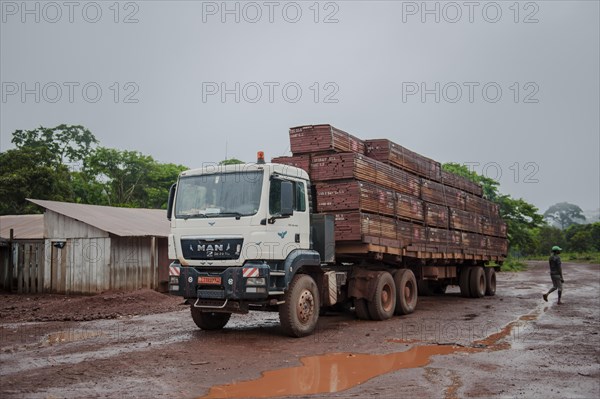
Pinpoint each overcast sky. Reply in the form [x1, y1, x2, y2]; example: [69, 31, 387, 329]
[1, 0, 599, 213]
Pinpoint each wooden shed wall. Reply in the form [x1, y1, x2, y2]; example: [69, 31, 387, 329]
[110, 236, 158, 291]
[43, 237, 111, 294]
[43, 210, 164, 294]
[45, 210, 108, 239]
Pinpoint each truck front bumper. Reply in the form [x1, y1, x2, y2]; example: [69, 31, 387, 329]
[168, 261, 272, 301]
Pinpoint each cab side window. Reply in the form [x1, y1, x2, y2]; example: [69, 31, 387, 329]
[269, 179, 306, 214]
[269, 179, 282, 215]
[295, 181, 306, 212]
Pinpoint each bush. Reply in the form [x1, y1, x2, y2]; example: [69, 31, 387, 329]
[495, 257, 527, 272]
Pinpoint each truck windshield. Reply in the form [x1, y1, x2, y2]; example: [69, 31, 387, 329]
[175, 171, 263, 218]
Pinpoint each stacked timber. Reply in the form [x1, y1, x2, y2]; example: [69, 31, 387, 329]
[272, 124, 508, 259]
[365, 139, 442, 182]
[310, 153, 421, 198]
[441, 170, 483, 196]
[271, 154, 310, 174]
[290, 124, 365, 154]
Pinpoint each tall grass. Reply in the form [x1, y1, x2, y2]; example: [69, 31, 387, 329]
[487, 257, 527, 272]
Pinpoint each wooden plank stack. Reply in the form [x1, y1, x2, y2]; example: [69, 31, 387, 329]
[441, 170, 483, 196]
[310, 153, 421, 198]
[365, 139, 442, 182]
[272, 124, 508, 259]
[290, 125, 365, 154]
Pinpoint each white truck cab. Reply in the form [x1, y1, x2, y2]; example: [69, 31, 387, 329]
[167, 153, 330, 337]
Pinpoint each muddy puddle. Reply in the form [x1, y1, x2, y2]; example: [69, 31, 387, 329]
[201, 308, 546, 398]
[46, 329, 104, 345]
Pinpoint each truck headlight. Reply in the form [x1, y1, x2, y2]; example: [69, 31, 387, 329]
[246, 277, 266, 286]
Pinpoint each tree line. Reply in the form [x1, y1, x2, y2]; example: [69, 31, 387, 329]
[0, 125, 187, 214]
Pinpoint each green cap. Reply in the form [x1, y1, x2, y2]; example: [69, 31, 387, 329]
[552, 246, 562, 252]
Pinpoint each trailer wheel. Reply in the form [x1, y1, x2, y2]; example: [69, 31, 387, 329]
[394, 269, 417, 315]
[367, 272, 396, 321]
[279, 274, 320, 337]
[459, 267, 472, 297]
[354, 298, 371, 320]
[469, 266, 486, 298]
[485, 267, 497, 296]
[190, 307, 231, 330]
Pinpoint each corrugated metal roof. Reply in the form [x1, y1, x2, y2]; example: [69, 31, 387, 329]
[27, 199, 170, 237]
[0, 214, 44, 240]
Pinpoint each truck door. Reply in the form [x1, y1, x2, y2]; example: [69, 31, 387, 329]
[268, 177, 310, 260]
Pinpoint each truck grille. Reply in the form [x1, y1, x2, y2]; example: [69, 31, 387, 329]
[181, 238, 243, 260]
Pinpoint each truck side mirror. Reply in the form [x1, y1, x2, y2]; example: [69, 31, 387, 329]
[280, 181, 294, 216]
[167, 183, 176, 220]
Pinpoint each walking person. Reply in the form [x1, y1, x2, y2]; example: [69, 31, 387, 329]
[543, 246, 564, 304]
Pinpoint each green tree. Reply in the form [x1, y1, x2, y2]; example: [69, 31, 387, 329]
[144, 162, 188, 208]
[497, 195, 544, 254]
[543, 202, 586, 230]
[533, 225, 566, 255]
[81, 147, 186, 208]
[0, 147, 72, 214]
[564, 222, 600, 252]
[219, 158, 244, 165]
[11, 124, 98, 166]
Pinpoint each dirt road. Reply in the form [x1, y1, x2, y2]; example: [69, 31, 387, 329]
[1, 261, 599, 398]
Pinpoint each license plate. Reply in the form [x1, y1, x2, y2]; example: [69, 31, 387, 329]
[198, 276, 221, 285]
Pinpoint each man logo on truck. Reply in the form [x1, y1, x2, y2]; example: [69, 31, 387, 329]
[197, 244, 224, 252]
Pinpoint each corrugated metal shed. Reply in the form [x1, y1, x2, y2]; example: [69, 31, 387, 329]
[27, 199, 169, 237]
[0, 214, 44, 240]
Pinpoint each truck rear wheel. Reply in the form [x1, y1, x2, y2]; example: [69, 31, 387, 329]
[459, 267, 471, 297]
[354, 298, 371, 320]
[279, 274, 320, 337]
[485, 267, 497, 296]
[367, 272, 396, 321]
[190, 307, 231, 330]
[394, 269, 417, 315]
[469, 266, 486, 298]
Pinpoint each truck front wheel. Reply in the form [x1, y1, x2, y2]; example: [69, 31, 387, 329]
[279, 274, 320, 337]
[394, 269, 417, 315]
[368, 272, 396, 320]
[190, 307, 231, 330]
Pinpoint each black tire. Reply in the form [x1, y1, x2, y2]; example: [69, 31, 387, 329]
[354, 298, 371, 320]
[190, 307, 231, 330]
[469, 266, 486, 298]
[459, 267, 472, 298]
[394, 269, 418, 315]
[485, 267, 497, 296]
[417, 280, 434, 296]
[279, 274, 320, 337]
[367, 272, 396, 321]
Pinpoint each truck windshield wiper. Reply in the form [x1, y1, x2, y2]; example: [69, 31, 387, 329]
[180, 213, 208, 220]
[215, 212, 244, 219]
